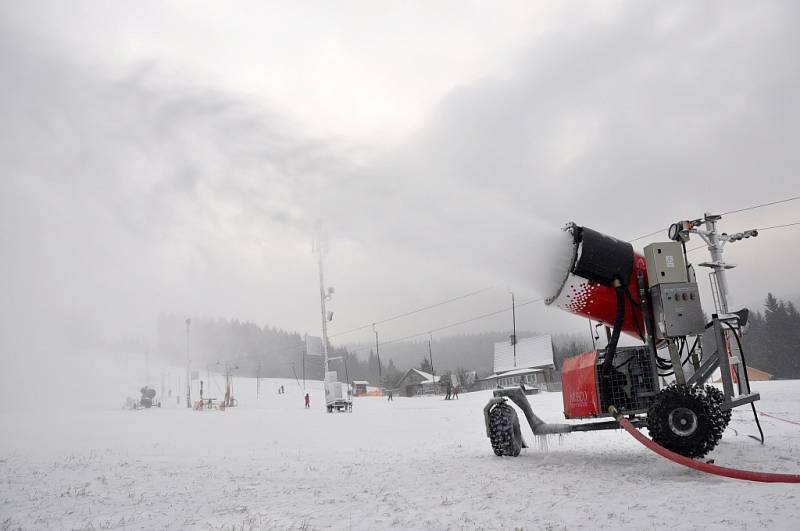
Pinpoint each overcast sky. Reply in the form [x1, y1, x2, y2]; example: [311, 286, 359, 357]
[1, 0, 798, 360]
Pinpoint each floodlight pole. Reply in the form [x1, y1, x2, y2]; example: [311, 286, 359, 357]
[373, 323, 382, 388]
[698, 214, 731, 313]
[185, 317, 191, 408]
[428, 332, 435, 395]
[509, 291, 517, 367]
[684, 213, 757, 314]
[314, 228, 330, 386]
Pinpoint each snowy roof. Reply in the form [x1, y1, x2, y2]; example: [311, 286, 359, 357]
[481, 367, 544, 380]
[352, 381, 369, 385]
[494, 334, 554, 373]
[397, 368, 441, 385]
[497, 367, 544, 377]
[413, 369, 441, 384]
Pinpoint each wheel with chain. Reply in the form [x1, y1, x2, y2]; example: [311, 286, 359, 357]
[705, 385, 732, 433]
[647, 384, 726, 458]
[488, 402, 522, 457]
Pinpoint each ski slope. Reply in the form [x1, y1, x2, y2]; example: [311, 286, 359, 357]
[1, 376, 799, 530]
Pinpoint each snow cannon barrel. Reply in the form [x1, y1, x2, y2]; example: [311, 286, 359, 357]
[545, 223, 647, 338]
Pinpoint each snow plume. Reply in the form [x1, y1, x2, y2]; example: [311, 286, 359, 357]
[0, 28, 349, 409]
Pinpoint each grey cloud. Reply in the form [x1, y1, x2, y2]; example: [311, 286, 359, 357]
[1, 1, 798, 370]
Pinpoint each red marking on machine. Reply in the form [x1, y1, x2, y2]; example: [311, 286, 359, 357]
[549, 254, 648, 338]
[561, 351, 600, 418]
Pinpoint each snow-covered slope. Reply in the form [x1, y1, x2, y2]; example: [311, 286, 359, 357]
[1, 378, 799, 529]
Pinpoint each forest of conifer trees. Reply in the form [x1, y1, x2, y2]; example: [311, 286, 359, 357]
[741, 293, 800, 379]
[154, 291, 798, 390]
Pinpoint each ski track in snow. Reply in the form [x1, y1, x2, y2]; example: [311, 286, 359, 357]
[1, 379, 799, 530]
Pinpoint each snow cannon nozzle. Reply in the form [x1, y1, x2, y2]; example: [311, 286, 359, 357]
[568, 224, 634, 288]
[546, 222, 647, 339]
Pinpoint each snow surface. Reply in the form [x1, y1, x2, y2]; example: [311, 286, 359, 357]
[1, 377, 800, 530]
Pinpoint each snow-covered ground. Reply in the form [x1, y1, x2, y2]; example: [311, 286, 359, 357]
[1, 377, 799, 530]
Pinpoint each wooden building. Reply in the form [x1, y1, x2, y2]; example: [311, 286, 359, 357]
[394, 368, 440, 397]
[479, 335, 557, 391]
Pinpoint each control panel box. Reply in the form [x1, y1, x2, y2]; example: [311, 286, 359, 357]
[650, 282, 705, 338]
[644, 242, 688, 286]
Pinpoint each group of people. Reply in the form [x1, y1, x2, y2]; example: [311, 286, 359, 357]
[277, 384, 285, 394]
[444, 385, 460, 400]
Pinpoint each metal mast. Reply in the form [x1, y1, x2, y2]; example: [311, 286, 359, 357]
[428, 332, 435, 394]
[373, 323, 382, 388]
[185, 317, 191, 408]
[510, 291, 517, 367]
[673, 213, 758, 314]
[314, 226, 330, 384]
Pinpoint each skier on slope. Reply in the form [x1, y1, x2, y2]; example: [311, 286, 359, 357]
[304, 392, 310, 409]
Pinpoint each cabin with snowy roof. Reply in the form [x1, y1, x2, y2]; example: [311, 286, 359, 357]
[479, 334, 557, 391]
[395, 368, 441, 397]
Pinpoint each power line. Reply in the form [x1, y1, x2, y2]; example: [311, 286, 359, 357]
[224, 201, 799, 364]
[685, 220, 800, 253]
[757, 221, 800, 231]
[328, 286, 494, 339]
[217, 288, 497, 364]
[627, 193, 800, 243]
[721, 195, 800, 216]
[350, 297, 545, 353]
[627, 228, 665, 243]
[340, 219, 799, 350]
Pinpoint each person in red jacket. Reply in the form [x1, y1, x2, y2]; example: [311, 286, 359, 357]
[304, 393, 310, 409]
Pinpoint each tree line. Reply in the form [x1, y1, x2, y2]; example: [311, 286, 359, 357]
[156, 314, 403, 385]
[741, 293, 800, 379]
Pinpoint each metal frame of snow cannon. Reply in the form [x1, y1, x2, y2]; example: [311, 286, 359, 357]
[483, 386, 649, 442]
[484, 216, 760, 458]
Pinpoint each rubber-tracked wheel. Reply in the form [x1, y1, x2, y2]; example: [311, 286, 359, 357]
[488, 402, 522, 457]
[647, 384, 725, 458]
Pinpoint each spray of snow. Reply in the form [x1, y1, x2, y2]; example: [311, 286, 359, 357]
[535, 226, 576, 302]
[464, 218, 576, 299]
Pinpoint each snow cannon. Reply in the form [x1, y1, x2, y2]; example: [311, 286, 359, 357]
[545, 223, 648, 339]
[484, 215, 762, 460]
[140, 386, 157, 409]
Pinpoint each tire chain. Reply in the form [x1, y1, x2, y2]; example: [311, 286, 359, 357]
[705, 385, 733, 430]
[647, 384, 726, 458]
[488, 402, 522, 457]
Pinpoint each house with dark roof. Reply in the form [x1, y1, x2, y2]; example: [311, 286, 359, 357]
[394, 368, 441, 397]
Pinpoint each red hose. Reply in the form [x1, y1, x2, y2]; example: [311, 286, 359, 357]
[611, 409, 800, 483]
[761, 412, 800, 427]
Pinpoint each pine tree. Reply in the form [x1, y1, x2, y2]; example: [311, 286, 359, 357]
[418, 356, 433, 374]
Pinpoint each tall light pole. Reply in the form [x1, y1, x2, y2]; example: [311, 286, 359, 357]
[372, 323, 382, 388]
[428, 332, 435, 394]
[185, 317, 191, 408]
[509, 291, 517, 367]
[314, 223, 332, 386]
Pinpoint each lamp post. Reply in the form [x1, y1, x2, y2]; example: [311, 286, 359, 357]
[185, 317, 191, 408]
[428, 332, 435, 395]
[372, 323, 382, 388]
[314, 224, 333, 387]
[509, 291, 517, 367]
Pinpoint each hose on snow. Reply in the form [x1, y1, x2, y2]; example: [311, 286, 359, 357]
[609, 406, 800, 483]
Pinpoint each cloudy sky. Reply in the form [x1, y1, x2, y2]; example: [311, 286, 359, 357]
[1, 0, 798, 359]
